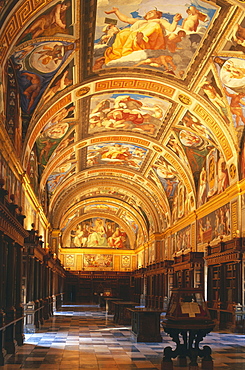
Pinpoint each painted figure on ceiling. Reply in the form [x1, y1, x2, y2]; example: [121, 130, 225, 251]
[182, 6, 207, 32]
[165, 30, 186, 53]
[214, 56, 245, 130]
[233, 24, 245, 49]
[20, 72, 42, 113]
[167, 136, 189, 166]
[87, 142, 147, 169]
[197, 150, 229, 207]
[19, 1, 71, 42]
[199, 79, 229, 124]
[176, 127, 212, 188]
[223, 88, 245, 127]
[214, 57, 245, 92]
[217, 155, 229, 194]
[94, 1, 217, 75]
[47, 157, 76, 194]
[89, 93, 168, 136]
[99, 24, 120, 44]
[36, 104, 75, 173]
[11, 41, 75, 115]
[151, 156, 182, 216]
[42, 69, 72, 104]
[133, 55, 178, 76]
[102, 7, 182, 65]
[239, 130, 245, 179]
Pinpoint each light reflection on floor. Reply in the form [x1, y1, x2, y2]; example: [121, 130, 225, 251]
[2, 304, 245, 369]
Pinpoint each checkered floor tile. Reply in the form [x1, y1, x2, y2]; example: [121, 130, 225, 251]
[2, 304, 245, 369]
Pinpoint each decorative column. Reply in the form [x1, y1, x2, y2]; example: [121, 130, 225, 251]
[48, 267, 53, 316]
[15, 244, 24, 345]
[38, 261, 44, 326]
[168, 266, 174, 297]
[43, 264, 49, 320]
[0, 232, 6, 365]
[53, 270, 58, 309]
[24, 252, 36, 333]
[5, 240, 17, 354]
[50, 229, 60, 255]
[34, 258, 41, 329]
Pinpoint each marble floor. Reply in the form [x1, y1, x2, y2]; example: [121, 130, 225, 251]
[2, 304, 245, 369]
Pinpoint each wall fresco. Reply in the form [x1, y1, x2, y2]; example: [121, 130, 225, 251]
[69, 217, 130, 249]
[175, 224, 191, 251]
[197, 203, 231, 244]
[84, 254, 113, 268]
[197, 148, 229, 207]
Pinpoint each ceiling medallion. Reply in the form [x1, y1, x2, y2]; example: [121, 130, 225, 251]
[76, 86, 90, 97]
[178, 94, 192, 105]
[229, 164, 236, 179]
[153, 145, 162, 152]
[77, 141, 88, 148]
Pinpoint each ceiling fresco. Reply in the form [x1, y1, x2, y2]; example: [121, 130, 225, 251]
[88, 92, 171, 136]
[0, 0, 244, 251]
[93, 0, 218, 76]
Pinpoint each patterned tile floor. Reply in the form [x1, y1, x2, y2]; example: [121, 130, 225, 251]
[2, 304, 245, 369]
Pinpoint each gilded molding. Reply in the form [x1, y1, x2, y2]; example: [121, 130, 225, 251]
[0, 203, 29, 244]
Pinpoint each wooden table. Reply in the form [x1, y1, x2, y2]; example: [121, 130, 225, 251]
[113, 301, 137, 325]
[103, 297, 123, 315]
[128, 308, 163, 342]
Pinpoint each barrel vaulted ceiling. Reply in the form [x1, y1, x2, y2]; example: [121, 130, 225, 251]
[0, 0, 244, 250]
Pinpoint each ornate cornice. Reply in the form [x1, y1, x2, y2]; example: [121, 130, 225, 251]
[0, 203, 29, 244]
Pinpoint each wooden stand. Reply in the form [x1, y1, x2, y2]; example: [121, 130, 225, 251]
[113, 301, 137, 325]
[128, 308, 163, 342]
[162, 321, 214, 369]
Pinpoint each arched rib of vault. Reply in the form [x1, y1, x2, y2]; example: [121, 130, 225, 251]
[50, 176, 167, 232]
[50, 178, 167, 234]
[40, 135, 195, 210]
[57, 187, 160, 239]
[21, 74, 238, 173]
[59, 197, 147, 233]
[59, 198, 148, 247]
[61, 211, 140, 250]
[41, 146, 195, 231]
